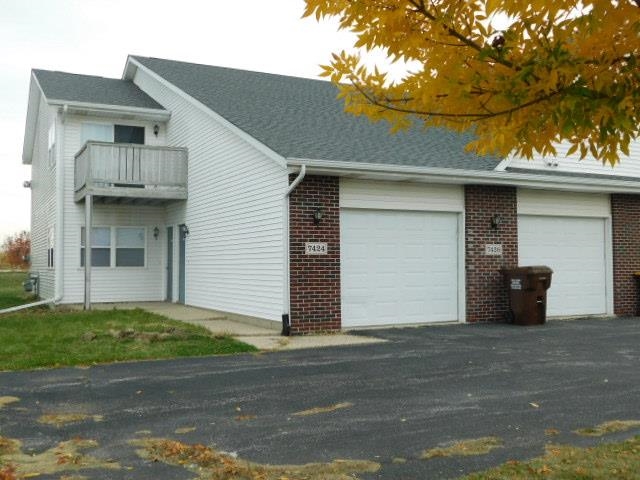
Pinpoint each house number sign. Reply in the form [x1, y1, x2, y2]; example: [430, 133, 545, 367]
[485, 244, 503, 256]
[305, 242, 328, 255]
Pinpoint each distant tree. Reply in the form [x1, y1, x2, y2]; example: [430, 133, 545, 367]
[1, 231, 30, 270]
[304, 0, 640, 164]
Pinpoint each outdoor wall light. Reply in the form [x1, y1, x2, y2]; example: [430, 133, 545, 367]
[491, 214, 503, 230]
[313, 207, 324, 225]
[180, 224, 190, 237]
[153, 124, 160, 137]
[153, 227, 160, 239]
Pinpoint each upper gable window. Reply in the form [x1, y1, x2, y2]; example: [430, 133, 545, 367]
[80, 123, 145, 146]
[114, 125, 144, 144]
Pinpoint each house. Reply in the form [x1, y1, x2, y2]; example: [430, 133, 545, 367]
[21, 55, 640, 334]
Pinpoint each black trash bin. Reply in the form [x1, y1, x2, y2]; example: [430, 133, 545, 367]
[501, 266, 553, 325]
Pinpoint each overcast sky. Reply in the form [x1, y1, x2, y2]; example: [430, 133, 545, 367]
[0, 0, 394, 240]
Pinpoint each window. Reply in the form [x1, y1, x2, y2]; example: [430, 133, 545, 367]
[80, 123, 146, 146]
[80, 123, 113, 145]
[114, 125, 145, 144]
[48, 123, 56, 167]
[80, 227, 111, 267]
[80, 227, 146, 267]
[116, 227, 145, 266]
[47, 227, 54, 268]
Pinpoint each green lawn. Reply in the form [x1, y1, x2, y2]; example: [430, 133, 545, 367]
[0, 271, 35, 309]
[460, 435, 640, 480]
[0, 272, 256, 371]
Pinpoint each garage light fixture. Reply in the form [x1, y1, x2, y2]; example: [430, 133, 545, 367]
[313, 207, 324, 225]
[491, 214, 503, 230]
[153, 227, 160, 239]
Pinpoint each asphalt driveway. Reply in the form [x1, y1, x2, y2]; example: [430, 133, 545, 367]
[1, 317, 640, 479]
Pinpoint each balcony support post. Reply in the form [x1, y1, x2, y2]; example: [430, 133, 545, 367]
[84, 194, 92, 310]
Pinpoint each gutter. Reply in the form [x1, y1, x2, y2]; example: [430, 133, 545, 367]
[281, 165, 306, 336]
[286, 158, 640, 194]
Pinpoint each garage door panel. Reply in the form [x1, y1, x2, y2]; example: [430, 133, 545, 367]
[341, 209, 459, 327]
[518, 215, 607, 316]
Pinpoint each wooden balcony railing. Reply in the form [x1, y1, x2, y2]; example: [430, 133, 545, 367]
[74, 142, 188, 202]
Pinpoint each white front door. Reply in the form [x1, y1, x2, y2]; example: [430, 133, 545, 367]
[518, 215, 607, 316]
[341, 209, 459, 327]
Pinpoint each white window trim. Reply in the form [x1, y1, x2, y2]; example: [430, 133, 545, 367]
[80, 226, 147, 269]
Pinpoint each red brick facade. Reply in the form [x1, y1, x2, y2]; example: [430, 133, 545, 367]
[465, 185, 518, 322]
[611, 194, 640, 316]
[288, 175, 341, 334]
[287, 179, 635, 332]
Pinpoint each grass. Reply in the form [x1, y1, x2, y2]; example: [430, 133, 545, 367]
[0, 271, 35, 310]
[0, 270, 256, 370]
[422, 437, 503, 460]
[460, 436, 640, 480]
[575, 420, 640, 437]
[132, 437, 380, 480]
[0, 308, 256, 370]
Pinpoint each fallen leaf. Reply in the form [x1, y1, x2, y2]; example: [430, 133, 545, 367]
[292, 402, 353, 417]
[174, 427, 196, 434]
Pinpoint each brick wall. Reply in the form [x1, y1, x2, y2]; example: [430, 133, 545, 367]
[611, 194, 640, 316]
[289, 175, 341, 334]
[465, 185, 518, 322]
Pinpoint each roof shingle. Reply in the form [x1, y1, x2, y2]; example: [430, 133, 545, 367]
[33, 69, 164, 110]
[132, 56, 501, 171]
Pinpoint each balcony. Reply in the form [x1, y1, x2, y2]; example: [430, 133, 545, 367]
[74, 142, 188, 204]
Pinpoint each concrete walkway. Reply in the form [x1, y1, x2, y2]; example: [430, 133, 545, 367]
[96, 302, 385, 351]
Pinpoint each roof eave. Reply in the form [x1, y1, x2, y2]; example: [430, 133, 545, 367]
[22, 72, 45, 165]
[286, 157, 640, 194]
[46, 99, 171, 121]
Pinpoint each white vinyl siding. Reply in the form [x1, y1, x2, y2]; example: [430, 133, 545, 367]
[133, 66, 287, 322]
[61, 115, 168, 303]
[517, 189, 610, 217]
[29, 96, 58, 298]
[506, 141, 640, 178]
[340, 179, 464, 212]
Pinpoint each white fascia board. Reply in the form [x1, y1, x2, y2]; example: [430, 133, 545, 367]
[124, 57, 287, 169]
[287, 157, 640, 194]
[22, 72, 44, 164]
[46, 100, 171, 121]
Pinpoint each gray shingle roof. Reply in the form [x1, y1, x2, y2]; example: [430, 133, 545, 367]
[33, 69, 164, 110]
[132, 56, 501, 171]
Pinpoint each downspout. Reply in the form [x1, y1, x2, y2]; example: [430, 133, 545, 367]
[54, 104, 67, 304]
[0, 298, 58, 315]
[281, 164, 306, 336]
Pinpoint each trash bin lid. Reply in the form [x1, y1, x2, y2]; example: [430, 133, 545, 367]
[501, 266, 553, 275]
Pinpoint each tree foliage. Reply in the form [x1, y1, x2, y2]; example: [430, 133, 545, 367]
[1, 231, 30, 270]
[304, 0, 640, 164]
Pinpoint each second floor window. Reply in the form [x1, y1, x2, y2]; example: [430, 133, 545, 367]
[80, 123, 145, 146]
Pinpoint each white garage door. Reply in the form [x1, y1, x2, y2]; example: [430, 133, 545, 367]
[341, 209, 459, 327]
[518, 215, 607, 316]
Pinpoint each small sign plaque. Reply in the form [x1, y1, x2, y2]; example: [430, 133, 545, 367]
[510, 278, 522, 290]
[485, 244, 503, 256]
[305, 242, 328, 255]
